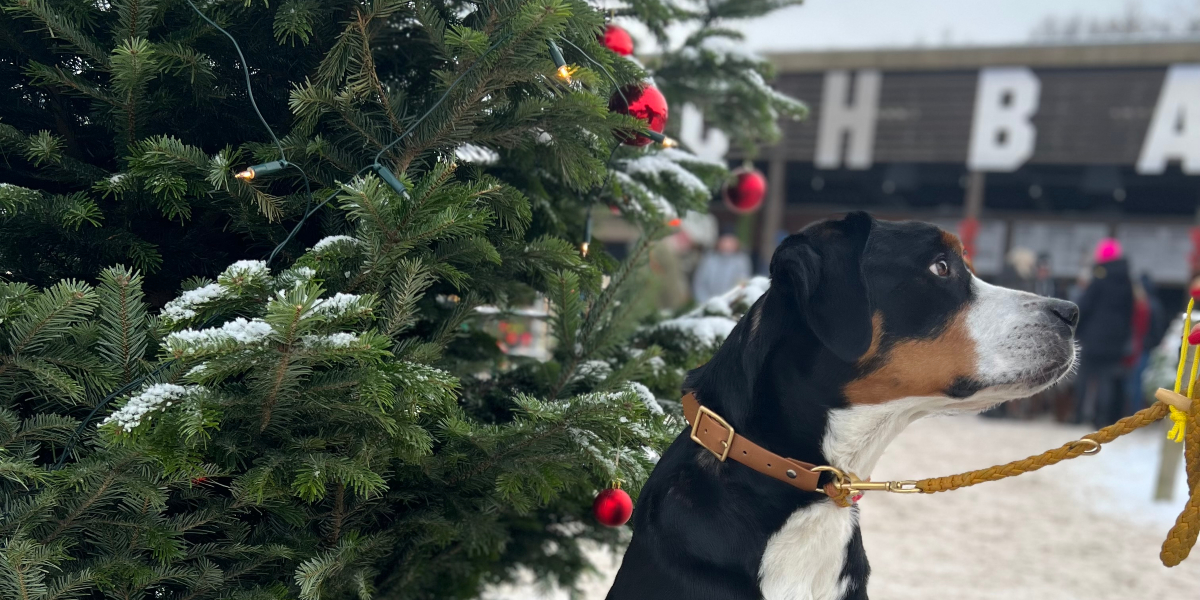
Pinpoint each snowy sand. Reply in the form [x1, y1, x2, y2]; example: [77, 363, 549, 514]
[486, 415, 1200, 599]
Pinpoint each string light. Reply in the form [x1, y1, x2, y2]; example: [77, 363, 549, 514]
[547, 39, 572, 83]
[643, 130, 676, 147]
[234, 160, 289, 181]
[582, 203, 594, 257]
[372, 164, 408, 197]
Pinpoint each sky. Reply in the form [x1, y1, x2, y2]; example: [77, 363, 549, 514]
[625, 0, 1200, 52]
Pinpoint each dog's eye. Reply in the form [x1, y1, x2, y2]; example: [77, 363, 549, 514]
[929, 259, 950, 278]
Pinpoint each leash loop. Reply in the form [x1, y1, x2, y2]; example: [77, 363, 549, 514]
[1070, 438, 1101, 455]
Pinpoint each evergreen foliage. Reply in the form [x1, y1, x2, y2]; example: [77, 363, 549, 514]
[1, 0, 803, 598]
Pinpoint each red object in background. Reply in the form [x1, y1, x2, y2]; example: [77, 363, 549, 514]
[723, 168, 767, 214]
[1127, 296, 1150, 367]
[958, 217, 980, 264]
[601, 24, 634, 56]
[1189, 324, 1200, 345]
[593, 487, 633, 527]
[609, 83, 668, 146]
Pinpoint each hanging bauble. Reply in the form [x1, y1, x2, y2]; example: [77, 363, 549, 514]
[593, 487, 634, 527]
[723, 167, 768, 214]
[609, 83, 668, 147]
[601, 24, 634, 56]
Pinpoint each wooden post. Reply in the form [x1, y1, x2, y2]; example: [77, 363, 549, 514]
[757, 150, 787, 271]
[960, 171, 985, 260]
[1156, 425, 1184, 501]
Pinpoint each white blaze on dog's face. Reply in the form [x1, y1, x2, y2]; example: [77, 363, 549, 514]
[773, 214, 1079, 476]
[963, 276, 1079, 405]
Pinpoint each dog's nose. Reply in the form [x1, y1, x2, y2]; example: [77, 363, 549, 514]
[1046, 299, 1079, 331]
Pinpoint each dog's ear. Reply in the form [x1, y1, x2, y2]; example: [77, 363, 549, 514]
[770, 212, 874, 363]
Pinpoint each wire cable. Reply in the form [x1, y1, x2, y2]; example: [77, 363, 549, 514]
[557, 35, 628, 105]
[185, 0, 285, 157]
[371, 34, 513, 166]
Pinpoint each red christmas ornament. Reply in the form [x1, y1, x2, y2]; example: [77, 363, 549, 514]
[609, 83, 668, 147]
[593, 487, 633, 527]
[1190, 283, 1200, 301]
[600, 24, 634, 56]
[723, 168, 768, 214]
[1189, 324, 1200, 345]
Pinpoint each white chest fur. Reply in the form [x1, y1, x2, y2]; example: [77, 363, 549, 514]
[758, 501, 857, 600]
[756, 398, 949, 600]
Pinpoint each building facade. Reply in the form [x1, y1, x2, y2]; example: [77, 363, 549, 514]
[735, 42, 1200, 298]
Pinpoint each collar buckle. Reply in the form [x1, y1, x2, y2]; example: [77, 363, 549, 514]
[690, 404, 735, 462]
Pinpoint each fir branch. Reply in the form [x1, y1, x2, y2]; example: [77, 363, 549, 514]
[8, 0, 111, 66]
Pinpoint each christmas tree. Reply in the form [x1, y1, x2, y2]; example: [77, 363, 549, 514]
[0, 1, 803, 598]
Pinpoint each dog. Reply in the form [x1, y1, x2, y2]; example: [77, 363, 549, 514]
[606, 212, 1078, 600]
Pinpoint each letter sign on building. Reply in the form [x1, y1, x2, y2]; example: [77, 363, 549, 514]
[967, 67, 1041, 172]
[814, 70, 882, 170]
[1137, 64, 1200, 174]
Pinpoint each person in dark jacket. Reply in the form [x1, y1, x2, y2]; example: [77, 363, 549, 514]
[1125, 273, 1167, 414]
[1074, 238, 1134, 428]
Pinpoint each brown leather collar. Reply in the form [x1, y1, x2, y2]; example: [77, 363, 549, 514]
[682, 392, 839, 496]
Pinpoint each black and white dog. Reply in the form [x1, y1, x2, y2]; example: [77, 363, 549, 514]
[607, 212, 1079, 600]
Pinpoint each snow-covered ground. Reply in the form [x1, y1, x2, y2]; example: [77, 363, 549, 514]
[486, 415, 1200, 599]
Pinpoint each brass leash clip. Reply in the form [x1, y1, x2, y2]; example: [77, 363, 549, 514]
[812, 465, 921, 495]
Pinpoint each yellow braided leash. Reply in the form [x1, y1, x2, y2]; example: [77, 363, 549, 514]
[912, 402, 1170, 494]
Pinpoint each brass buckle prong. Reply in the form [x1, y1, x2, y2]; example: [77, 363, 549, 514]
[690, 405, 736, 462]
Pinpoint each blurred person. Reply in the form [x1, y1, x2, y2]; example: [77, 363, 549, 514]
[1067, 247, 1094, 304]
[1142, 273, 1168, 350]
[692, 229, 752, 303]
[1033, 252, 1056, 298]
[1074, 238, 1134, 428]
[998, 247, 1037, 293]
[648, 232, 691, 312]
[1123, 277, 1151, 415]
[1125, 273, 1167, 414]
[678, 211, 716, 271]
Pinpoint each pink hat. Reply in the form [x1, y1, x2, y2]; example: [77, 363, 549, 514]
[1094, 238, 1122, 263]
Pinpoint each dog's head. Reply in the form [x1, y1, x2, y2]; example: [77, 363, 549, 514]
[771, 212, 1078, 411]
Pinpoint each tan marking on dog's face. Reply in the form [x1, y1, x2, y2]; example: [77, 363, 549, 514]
[855, 312, 885, 366]
[941, 230, 974, 274]
[842, 309, 979, 405]
[941, 231, 964, 255]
